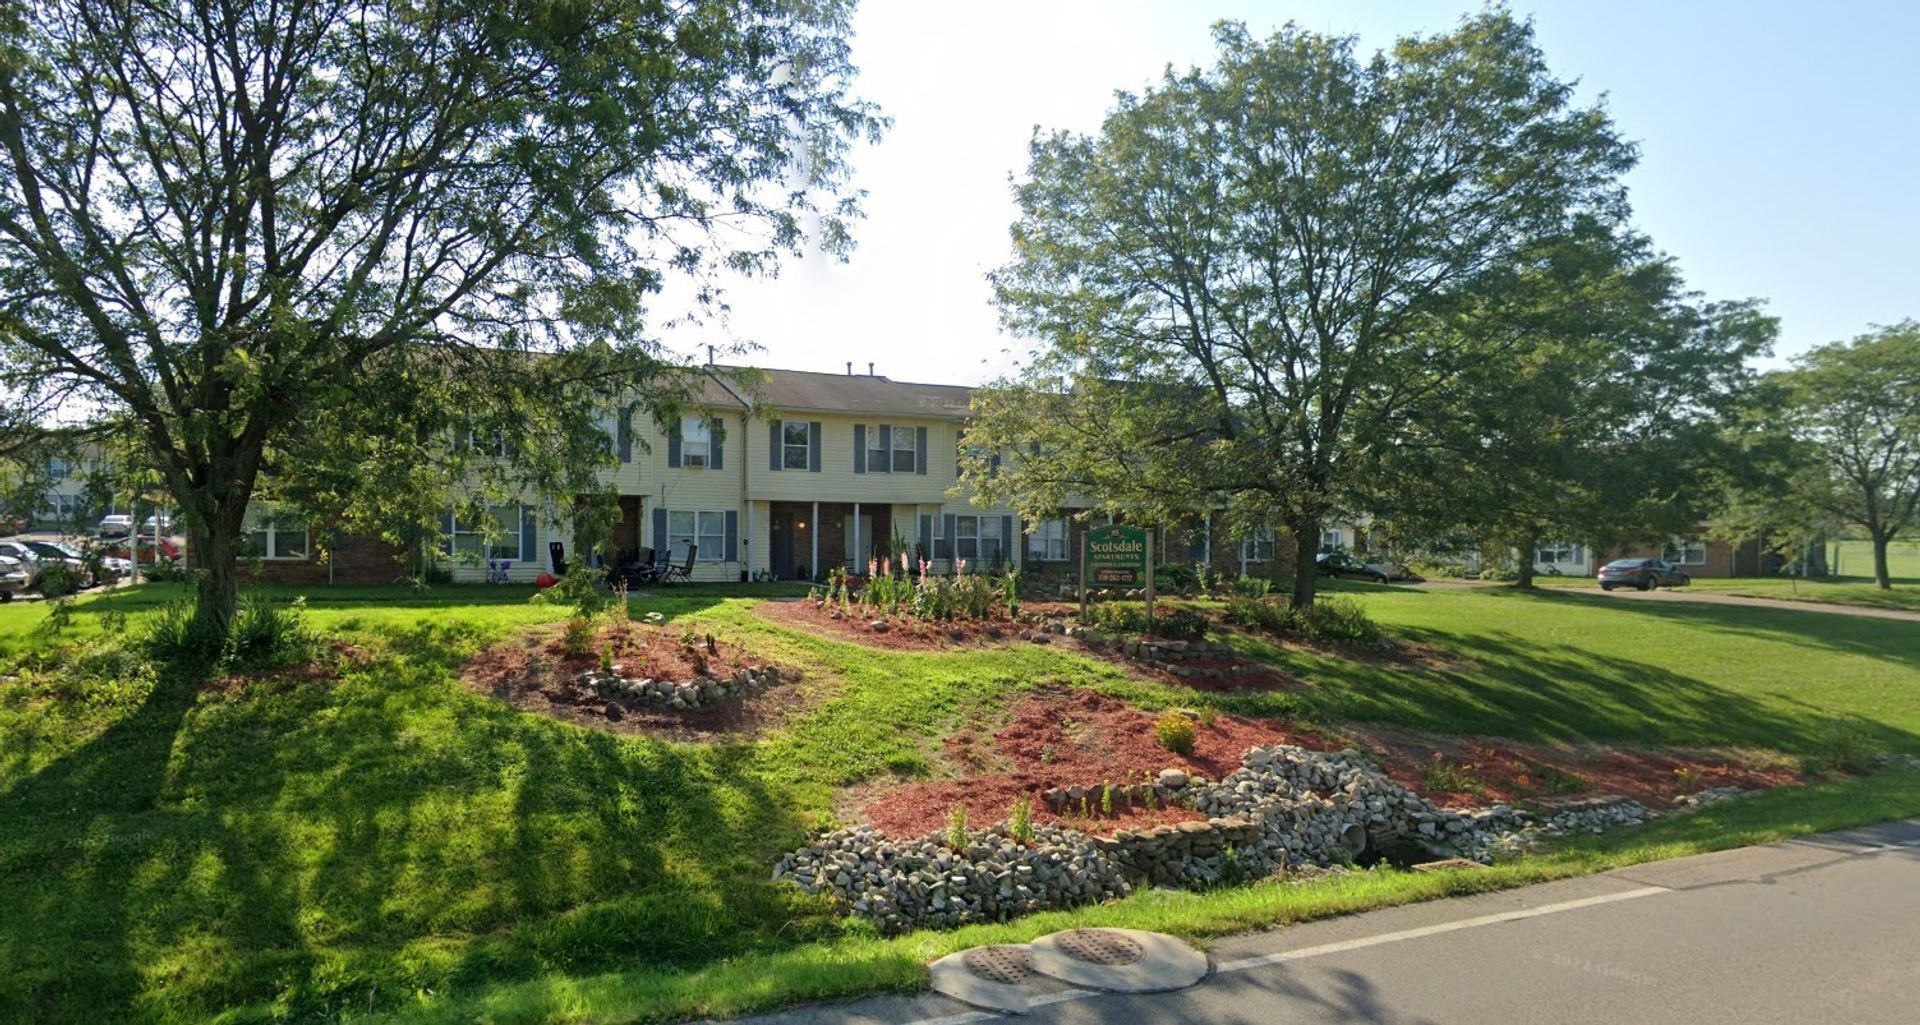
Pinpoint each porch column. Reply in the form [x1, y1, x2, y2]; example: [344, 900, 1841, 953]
[810, 501, 819, 581]
[852, 502, 861, 570]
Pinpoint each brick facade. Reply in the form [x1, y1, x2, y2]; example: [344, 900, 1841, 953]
[1605, 537, 1765, 578]
[213, 534, 412, 586]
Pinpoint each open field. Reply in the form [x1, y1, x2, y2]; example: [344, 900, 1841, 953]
[3, 582, 1918, 1024]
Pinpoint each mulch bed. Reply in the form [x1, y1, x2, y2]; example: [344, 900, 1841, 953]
[753, 599, 1027, 651]
[463, 622, 813, 742]
[860, 688, 1336, 838]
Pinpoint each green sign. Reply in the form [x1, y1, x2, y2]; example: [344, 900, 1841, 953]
[1086, 524, 1148, 585]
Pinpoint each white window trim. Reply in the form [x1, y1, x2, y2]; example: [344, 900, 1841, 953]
[1663, 539, 1708, 566]
[1241, 524, 1275, 562]
[890, 425, 917, 473]
[680, 416, 712, 468]
[782, 422, 811, 469]
[448, 504, 522, 562]
[1536, 542, 1584, 565]
[669, 510, 726, 563]
[1028, 519, 1069, 561]
[246, 507, 311, 561]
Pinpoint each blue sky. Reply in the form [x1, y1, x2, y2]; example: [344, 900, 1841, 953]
[669, 1, 1918, 385]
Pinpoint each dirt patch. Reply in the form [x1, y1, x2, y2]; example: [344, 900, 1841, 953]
[463, 622, 814, 742]
[861, 688, 1336, 838]
[1341, 725, 1801, 810]
[753, 598, 1032, 651]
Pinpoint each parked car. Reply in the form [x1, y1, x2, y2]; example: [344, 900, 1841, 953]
[98, 513, 134, 538]
[1597, 557, 1691, 591]
[140, 514, 173, 535]
[1365, 559, 1423, 583]
[25, 540, 126, 586]
[0, 555, 25, 601]
[1315, 551, 1390, 584]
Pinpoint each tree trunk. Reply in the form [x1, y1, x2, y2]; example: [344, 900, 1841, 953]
[192, 520, 240, 640]
[1872, 531, 1893, 590]
[1289, 517, 1319, 608]
[1514, 534, 1538, 589]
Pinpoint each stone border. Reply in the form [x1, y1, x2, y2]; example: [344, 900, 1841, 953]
[575, 664, 793, 711]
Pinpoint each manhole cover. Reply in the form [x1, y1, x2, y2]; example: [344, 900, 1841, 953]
[1053, 928, 1145, 966]
[963, 945, 1035, 985]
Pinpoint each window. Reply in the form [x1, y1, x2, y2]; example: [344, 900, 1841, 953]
[1663, 538, 1707, 565]
[954, 516, 1003, 562]
[1241, 525, 1275, 562]
[243, 507, 310, 560]
[449, 504, 521, 561]
[1536, 542, 1583, 566]
[891, 425, 917, 472]
[1320, 529, 1345, 553]
[782, 421, 811, 469]
[669, 510, 727, 562]
[1028, 519, 1069, 561]
[679, 417, 711, 468]
[595, 409, 620, 456]
[47, 456, 73, 479]
[862, 424, 889, 473]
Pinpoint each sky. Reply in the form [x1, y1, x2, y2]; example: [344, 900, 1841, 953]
[665, 1, 1919, 386]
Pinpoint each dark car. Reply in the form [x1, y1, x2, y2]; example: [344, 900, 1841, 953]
[1596, 557, 1691, 591]
[1315, 551, 1390, 584]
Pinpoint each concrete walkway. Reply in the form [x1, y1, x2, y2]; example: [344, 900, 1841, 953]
[731, 819, 1920, 1025]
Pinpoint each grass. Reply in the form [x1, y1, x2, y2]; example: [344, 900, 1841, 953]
[3, 580, 1920, 1023]
[1526, 537, 1920, 611]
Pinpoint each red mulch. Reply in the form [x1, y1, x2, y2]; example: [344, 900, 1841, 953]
[1350, 729, 1801, 809]
[462, 622, 811, 742]
[861, 688, 1335, 838]
[753, 599, 1031, 651]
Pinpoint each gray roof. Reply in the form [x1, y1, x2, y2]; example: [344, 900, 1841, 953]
[711, 366, 974, 419]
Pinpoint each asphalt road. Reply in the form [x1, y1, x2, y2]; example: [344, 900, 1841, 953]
[739, 819, 1920, 1025]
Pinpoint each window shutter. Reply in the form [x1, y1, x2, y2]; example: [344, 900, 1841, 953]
[651, 507, 667, 554]
[1189, 523, 1208, 561]
[808, 422, 822, 472]
[918, 514, 932, 559]
[667, 423, 682, 468]
[942, 513, 957, 560]
[724, 510, 738, 562]
[876, 425, 891, 474]
[769, 420, 782, 471]
[1001, 516, 1014, 560]
[853, 424, 866, 474]
[439, 510, 455, 557]
[617, 410, 632, 463]
[989, 451, 1001, 475]
[708, 417, 724, 470]
[520, 505, 536, 561]
[915, 427, 928, 474]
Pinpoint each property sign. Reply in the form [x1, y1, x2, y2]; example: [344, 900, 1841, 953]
[1086, 524, 1148, 586]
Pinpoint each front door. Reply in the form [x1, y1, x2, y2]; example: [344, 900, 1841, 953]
[770, 507, 797, 579]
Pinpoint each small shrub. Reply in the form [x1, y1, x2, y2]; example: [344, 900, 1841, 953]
[35, 562, 80, 598]
[1421, 752, 1488, 795]
[1518, 761, 1590, 796]
[1089, 602, 1146, 634]
[99, 609, 129, 635]
[1154, 604, 1210, 641]
[1100, 781, 1113, 815]
[1224, 596, 1292, 634]
[945, 804, 968, 849]
[141, 556, 186, 583]
[1001, 569, 1021, 619]
[1230, 575, 1271, 599]
[533, 563, 607, 617]
[1008, 797, 1034, 844]
[599, 643, 615, 674]
[36, 596, 75, 636]
[561, 617, 594, 656]
[1194, 562, 1218, 595]
[142, 600, 199, 658]
[1154, 710, 1197, 756]
[1153, 562, 1197, 595]
[1296, 596, 1382, 646]
[223, 596, 319, 672]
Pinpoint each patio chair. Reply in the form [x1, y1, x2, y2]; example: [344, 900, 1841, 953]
[659, 544, 696, 585]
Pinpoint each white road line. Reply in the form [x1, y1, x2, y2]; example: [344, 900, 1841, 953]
[1212, 885, 1670, 973]
[897, 885, 1670, 1024]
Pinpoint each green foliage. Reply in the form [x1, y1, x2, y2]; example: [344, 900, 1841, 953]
[533, 563, 609, 619]
[600, 643, 615, 674]
[1224, 596, 1293, 634]
[1153, 563, 1197, 595]
[561, 617, 595, 657]
[222, 596, 321, 673]
[946, 805, 968, 850]
[1089, 602, 1145, 634]
[1421, 753, 1489, 796]
[1154, 605, 1210, 642]
[1230, 576, 1272, 599]
[1154, 711, 1197, 756]
[34, 561, 80, 598]
[1001, 570, 1022, 618]
[1294, 597, 1382, 647]
[1100, 781, 1114, 815]
[1009, 797, 1034, 844]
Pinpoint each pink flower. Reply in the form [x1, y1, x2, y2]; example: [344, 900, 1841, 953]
[956, 558, 967, 576]
[868, 557, 878, 580]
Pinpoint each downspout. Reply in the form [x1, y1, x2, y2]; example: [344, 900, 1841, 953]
[705, 366, 755, 582]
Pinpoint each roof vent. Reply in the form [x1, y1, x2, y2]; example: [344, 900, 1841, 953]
[868, 362, 876, 376]
[846, 361, 852, 376]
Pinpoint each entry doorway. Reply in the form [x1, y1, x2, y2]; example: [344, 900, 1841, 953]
[769, 502, 813, 580]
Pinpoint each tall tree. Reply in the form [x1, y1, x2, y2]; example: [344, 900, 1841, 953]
[1362, 230, 1774, 588]
[970, 13, 1635, 606]
[0, 0, 880, 637]
[1734, 324, 1920, 589]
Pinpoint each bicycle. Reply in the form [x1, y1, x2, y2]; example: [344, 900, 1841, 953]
[486, 559, 513, 584]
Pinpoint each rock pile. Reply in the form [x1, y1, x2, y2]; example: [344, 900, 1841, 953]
[774, 824, 1131, 935]
[1538, 797, 1651, 834]
[576, 664, 789, 711]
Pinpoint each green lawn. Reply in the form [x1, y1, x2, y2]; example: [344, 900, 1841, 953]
[2, 582, 1919, 1024]
[1524, 536, 1920, 611]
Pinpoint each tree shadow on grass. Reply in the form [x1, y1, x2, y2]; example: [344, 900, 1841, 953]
[0, 630, 825, 1024]
[1289, 624, 1920, 757]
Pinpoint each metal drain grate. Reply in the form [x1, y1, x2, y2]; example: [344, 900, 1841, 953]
[1053, 928, 1145, 966]
[962, 945, 1036, 985]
